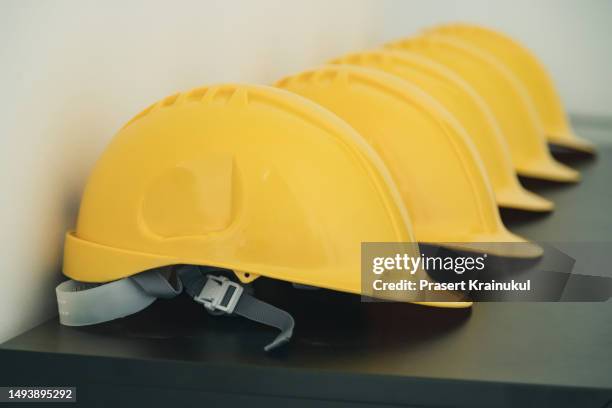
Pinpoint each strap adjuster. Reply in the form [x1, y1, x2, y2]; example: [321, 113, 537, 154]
[194, 274, 244, 314]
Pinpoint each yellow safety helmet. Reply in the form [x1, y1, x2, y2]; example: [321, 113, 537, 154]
[58, 84, 470, 352]
[329, 50, 553, 212]
[425, 23, 595, 154]
[386, 35, 580, 183]
[276, 66, 542, 258]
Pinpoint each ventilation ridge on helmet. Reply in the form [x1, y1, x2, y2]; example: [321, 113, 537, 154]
[187, 86, 208, 101]
[161, 93, 180, 107]
[122, 85, 256, 129]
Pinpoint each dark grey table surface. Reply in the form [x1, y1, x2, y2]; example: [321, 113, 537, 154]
[1, 123, 611, 408]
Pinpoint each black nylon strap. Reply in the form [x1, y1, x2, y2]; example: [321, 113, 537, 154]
[177, 265, 294, 351]
[233, 294, 294, 351]
[132, 268, 182, 299]
[178, 266, 208, 298]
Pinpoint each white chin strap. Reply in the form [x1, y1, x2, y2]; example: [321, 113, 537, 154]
[55, 266, 294, 352]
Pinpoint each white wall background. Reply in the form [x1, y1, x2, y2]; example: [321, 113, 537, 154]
[1, 0, 610, 343]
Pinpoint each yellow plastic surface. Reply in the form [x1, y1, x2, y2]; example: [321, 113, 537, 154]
[386, 35, 580, 182]
[276, 66, 542, 258]
[425, 23, 595, 154]
[64, 84, 470, 307]
[330, 50, 553, 212]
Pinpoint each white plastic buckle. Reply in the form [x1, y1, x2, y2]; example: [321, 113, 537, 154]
[194, 275, 244, 314]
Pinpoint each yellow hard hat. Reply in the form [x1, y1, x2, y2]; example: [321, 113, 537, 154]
[276, 66, 542, 258]
[58, 83, 470, 351]
[329, 50, 553, 212]
[386, 35, 580, 183]
[67, 83, 423, 293]
[425, 23, 595, 154]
